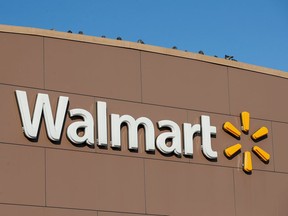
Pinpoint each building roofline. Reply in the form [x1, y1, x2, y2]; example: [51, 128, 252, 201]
[0, 24, 287, 78]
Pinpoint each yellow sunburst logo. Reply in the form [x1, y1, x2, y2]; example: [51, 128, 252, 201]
[223, 111, 270, 173]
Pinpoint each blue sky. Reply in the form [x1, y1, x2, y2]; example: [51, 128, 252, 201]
[1, 0, 287, 72]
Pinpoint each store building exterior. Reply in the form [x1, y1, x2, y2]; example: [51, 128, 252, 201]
[0, 25, 288, 216]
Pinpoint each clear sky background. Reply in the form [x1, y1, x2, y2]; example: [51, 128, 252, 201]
[0, 0, 287, 72]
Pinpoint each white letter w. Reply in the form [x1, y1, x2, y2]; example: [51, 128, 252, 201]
[15, 90, 69, 141]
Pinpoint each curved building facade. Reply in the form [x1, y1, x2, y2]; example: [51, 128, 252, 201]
[0, 25, 288, 216]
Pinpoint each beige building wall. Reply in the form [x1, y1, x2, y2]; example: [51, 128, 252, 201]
[0, 25, 288, 216]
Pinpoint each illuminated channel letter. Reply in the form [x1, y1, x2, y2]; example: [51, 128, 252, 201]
[15, 90, 68, 141]
[183, 123, 201, 156]
[201, 115, 217, 159]
[67, 109, 94, 146]
[97, 101, 108, 147]
[156, 120, 181, 155]
[110, 114, 155, 151]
